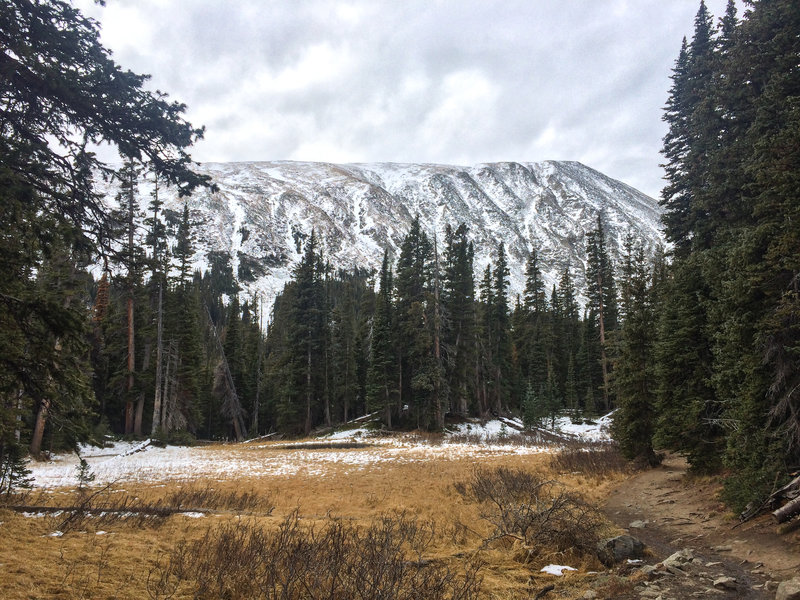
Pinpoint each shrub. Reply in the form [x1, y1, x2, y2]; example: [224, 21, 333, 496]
[164, 483, 274, 514]
[454, 466, 602, 558]
[147, 512, 483, 600]
[549, 444, 631, 477]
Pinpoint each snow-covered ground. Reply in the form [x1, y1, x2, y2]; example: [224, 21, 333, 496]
[553, 412, 614, 443]
[445, 413, 613, 444]
[26, 415, 613, 489]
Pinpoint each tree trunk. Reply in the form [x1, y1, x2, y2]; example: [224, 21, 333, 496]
[29, 398, 50, 456]
[124, 165, 136, 434]
[495, 365, 502, 414]
[252, 375, 261, 435]
[597, 278, 610, 412]
[151, 281, 164, 435]
[324, 346, 331, 428]
[14, 390, 23, 443]
[162, 341, 173, 432]
[125, 294, 135, 434]
[433, 235, 444, 429]
[385, 381, 392, 429]
[30, 296, 70, 455]
[133, 341, 151, 435]
[397, 354, 402, 425]
[305, 342, 313, 436]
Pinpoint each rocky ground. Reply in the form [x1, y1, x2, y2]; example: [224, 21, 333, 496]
[601, 455, 800, 600]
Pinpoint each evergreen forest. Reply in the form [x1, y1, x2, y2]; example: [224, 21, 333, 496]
[1, 0, 798, 513]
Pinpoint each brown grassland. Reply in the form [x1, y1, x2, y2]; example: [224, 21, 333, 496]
[0, 438, 631, 599]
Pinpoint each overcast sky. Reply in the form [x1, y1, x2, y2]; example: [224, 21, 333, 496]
[75, 0, 735, 199]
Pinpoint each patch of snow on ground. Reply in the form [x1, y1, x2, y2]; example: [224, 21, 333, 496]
[28, 431, 557, 488]
[540, 564, 576, 576]
[76, 440, 151, 458]
[445, 419, 521, 441]
[323, 427, 376, 441]
[554, 412, 614, 442]
[27, 414, 615, 489]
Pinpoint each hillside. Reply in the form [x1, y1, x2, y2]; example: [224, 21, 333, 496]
[97, 160, 664, 308]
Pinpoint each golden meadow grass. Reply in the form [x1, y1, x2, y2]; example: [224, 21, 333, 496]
[1, 437, 628, 599]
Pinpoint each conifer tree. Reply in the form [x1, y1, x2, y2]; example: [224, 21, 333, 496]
[147, 173, 169, 435]
[653, 256, 721, 471]
[491, 243, 512, 412]
[394, 217, 436, 427]
[2, 0, 208, 456]
[555, 265, 580, 401]
[281, 231, 327, 435]
[612, 238, 658, 464]
[585, 216, 618, 411]
[516, 246, 548, 395]
[476, 264, 495, 415]
[652, 0, 800, 509]
[442, 224, 476, 416]
[162, 207, 204, 435]
[367, 251, 397, 427]
[522, 383, 545, 430]
[330, 282, 357, 425]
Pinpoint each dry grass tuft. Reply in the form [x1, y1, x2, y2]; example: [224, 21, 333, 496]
[548, 443, 631, 478]
[164, 483, 275, 514]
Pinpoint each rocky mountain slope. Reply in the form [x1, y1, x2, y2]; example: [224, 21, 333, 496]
[104, 160, 664, 310]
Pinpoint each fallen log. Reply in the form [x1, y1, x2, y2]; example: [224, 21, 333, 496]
[738, 474, 800, 524]
[777, 516, 800, 535]
[773, 495, 800, 524]
[771, 475, 800, 501]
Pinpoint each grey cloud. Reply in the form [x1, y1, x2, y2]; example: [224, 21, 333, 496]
[81, 0, 737, 198]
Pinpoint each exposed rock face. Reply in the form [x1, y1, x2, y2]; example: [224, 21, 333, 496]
[96, 160, 664, 310]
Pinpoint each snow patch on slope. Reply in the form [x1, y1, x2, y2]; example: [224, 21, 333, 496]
[96, 160, 664, 315]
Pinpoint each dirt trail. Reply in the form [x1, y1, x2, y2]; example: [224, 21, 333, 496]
[603, 455, 800, 598]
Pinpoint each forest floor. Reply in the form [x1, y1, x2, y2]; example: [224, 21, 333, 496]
[603, 454, 800, 599]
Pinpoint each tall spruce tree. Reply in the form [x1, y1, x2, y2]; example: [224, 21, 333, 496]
[367, 251, 397, 427]
[442, 224, 476, 416]
[477, 264, 495, 415]
[585, 216, 618, 411]
[491, 243, 512, 412]
[612, 238, 658, 465]
[281, 231, 327, 435]
[394, 217, 436, 428]
[653, 0, 800, 510]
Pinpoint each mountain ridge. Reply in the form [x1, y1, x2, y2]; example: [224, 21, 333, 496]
[99, 159, 664, 310]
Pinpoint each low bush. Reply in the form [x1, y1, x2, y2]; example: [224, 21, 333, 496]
[454, 466, 602, 559]
[147, 511, 484, 600]
[549, 444, 631, 477]
[55, 484, 172, 532]
[164, 483, 274, 514]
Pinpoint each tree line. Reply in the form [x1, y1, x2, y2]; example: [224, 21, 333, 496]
[260, 215, 638, 437]
[617, 0, 800, 510]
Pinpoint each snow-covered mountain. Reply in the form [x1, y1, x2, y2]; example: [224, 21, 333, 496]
[106, 160, 664, 310]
